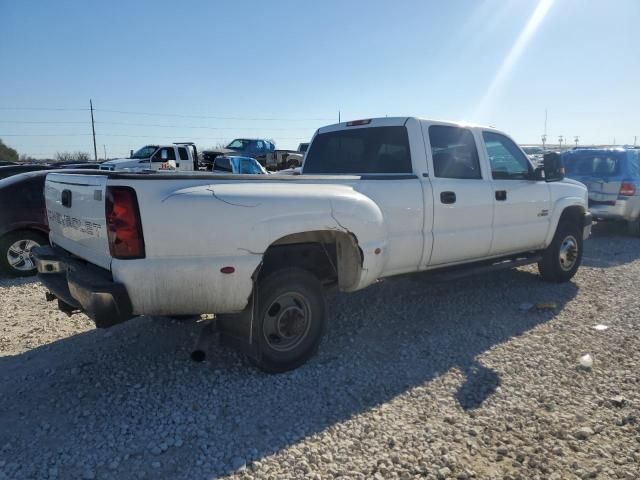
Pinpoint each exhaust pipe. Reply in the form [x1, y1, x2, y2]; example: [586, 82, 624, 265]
[190, 319, 217, 362]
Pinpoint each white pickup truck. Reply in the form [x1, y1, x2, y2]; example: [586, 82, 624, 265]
[35, 117, 591, 372]
[99, 143, 199, 172]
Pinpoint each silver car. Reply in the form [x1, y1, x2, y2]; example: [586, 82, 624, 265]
[563, 148, 640, 234]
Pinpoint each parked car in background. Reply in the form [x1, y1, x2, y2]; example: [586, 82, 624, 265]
[0, 161, 17, 166]
[0, 164, 53, 180]
[201, 139, 275, 170]
[297, 142, 310, 155]
[563, 147, 640, 234]
[0, 169, 98, 276]
[201, 138, 303, 171]
[521, 145, 545, 166]
[99, 143, 199, 172]
[212, 156, 268, 175]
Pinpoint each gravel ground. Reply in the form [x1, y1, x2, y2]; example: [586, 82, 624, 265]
[1, 222, 639, 480]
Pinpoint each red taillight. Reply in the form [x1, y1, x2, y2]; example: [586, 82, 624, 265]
[106, 186, 145, 259]
[620, 181, 636, 196]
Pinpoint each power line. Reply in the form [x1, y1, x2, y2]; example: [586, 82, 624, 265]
[0, 120, 317, 130]
[0, 106, 334, 121]
[95, 109, 333, 121]
[1, 133, 309, 140]
[0, 107, 88, 111]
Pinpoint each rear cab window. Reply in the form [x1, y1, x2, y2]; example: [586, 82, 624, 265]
[304, 126, 412, 174]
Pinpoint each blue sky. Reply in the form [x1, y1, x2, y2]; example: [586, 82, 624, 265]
[0, 0, 638, 158]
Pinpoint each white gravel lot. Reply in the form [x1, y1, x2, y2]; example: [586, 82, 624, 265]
[0, 222, 639, 480]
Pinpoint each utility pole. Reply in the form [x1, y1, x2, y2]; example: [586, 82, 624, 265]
[90, 99, 98, 162]
[103, 144, 107, 161]
[338, 110, 341, 123]
[634, 136, 637, 146]
[558, 135, 563, 151]
[574, 136, 579, 148]
[541, 134, 547, 151]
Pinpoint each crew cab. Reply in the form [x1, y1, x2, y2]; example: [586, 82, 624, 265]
[99, 143, 199, 172]
[35, 117, 591, 372]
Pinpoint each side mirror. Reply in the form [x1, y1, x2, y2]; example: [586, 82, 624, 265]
[543, 152, 565, 182]
[534, 166, 545, 181]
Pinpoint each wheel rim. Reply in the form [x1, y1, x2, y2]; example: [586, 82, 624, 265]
[7, 239, 41, 272]
[262, 291, 312, 352]
[559, 235, 578, 271]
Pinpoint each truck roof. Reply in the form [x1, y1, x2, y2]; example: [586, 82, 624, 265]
[317, 116, 495, 134]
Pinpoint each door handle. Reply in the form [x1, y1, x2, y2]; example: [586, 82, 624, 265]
[495, 190, 507, 201]
[440, 191, 456, 204]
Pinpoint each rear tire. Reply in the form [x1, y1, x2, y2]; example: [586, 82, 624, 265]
[0, 230, 48, 277]
[251, 268, 326, 373]
[538, 221, 583, 283]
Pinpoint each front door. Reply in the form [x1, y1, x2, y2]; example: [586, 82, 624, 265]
[423, 124, 494, 266]
[481, 131, 551, 255]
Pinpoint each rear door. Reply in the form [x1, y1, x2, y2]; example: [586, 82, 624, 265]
[481, 131, 551, 255]
[423, 124, 494, 266]
[44, 173, 111, 269]
[563, 151, 626, 209]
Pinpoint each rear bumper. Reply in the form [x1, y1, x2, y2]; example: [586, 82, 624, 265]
[33, 245, 133, 328]
[588, 197, 640, 222]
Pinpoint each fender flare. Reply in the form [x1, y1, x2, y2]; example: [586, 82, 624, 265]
[544, 197, 586, 246]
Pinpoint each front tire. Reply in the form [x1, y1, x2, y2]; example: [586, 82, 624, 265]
[251, 268, 326, 373]
[538, 221, 583, 282]
[0, 230, 48, 277]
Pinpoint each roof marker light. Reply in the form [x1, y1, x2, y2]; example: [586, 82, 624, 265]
[346, 119, 371, 127]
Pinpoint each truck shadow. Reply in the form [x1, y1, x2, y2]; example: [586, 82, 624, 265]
[0, 267, 577, 479]
[581, 221, 640, 268]
[0, 273, 38, 288]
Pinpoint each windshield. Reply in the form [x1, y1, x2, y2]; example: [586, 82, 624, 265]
[131, 145, 158, 159]
[563, 151, 624, 177]
[226, 139, 250, 150]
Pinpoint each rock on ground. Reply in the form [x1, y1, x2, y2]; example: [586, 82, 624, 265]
[0, 222, 639, 479]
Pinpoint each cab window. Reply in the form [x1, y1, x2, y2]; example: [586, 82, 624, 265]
[214, 157, 232, 172]
[178, 147, 189, 161]
[152, 147, 176, 162]
[483, 132, 532, 180]
[429, 125, 481, 179]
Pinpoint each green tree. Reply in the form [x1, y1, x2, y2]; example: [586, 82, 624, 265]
[0, 139, 19, 162]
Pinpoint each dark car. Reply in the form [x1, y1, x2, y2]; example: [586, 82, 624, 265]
[0, 169, 99, 276]
[0, 164, 54, 180]
[200, 138, 275, 170]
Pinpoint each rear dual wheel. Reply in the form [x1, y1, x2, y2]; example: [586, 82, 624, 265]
[218, 268, 327, 373]
[251, 268, 326, 373]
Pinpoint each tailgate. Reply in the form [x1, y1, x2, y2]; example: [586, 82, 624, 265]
[44, 173, 111, 270]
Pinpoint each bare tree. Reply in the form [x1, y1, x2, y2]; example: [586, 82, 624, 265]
[55, 151, 91, 163]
